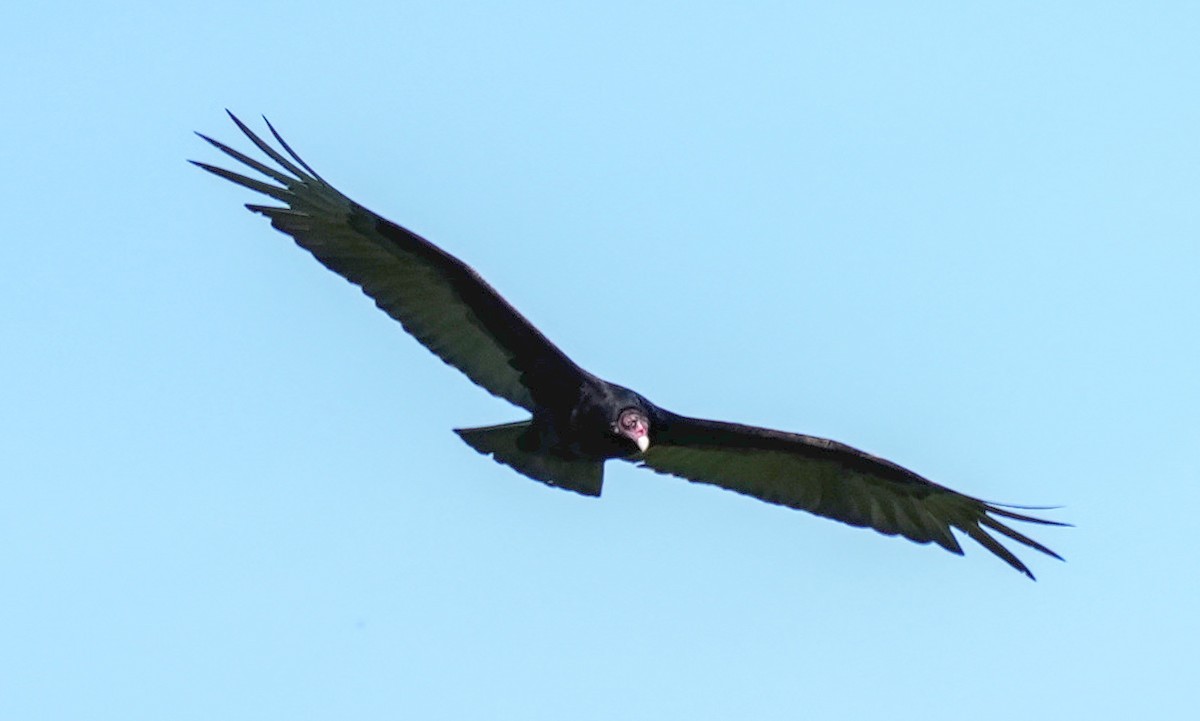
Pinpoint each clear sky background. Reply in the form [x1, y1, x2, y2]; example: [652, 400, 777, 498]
[3, 2, 1197, 719]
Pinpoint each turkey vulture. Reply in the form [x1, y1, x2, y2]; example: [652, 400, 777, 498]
[193, 112, 1064, 578]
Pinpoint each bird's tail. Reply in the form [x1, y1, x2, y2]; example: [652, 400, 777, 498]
[455, 421, 604, 497]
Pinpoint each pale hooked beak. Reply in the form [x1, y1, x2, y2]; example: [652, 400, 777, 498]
[617, 408, 651, 453]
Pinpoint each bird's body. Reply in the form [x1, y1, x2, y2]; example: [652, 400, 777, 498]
[195, 113, 1065, 578]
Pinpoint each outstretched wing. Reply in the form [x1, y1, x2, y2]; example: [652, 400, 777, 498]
[635, 413, 1064, 578]
[192, 112, 583, 411]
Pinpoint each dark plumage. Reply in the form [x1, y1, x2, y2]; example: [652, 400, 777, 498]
[194, 113, 1066, 578]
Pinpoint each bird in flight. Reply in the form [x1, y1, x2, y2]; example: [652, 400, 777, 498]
[194, 112, 1064, 578]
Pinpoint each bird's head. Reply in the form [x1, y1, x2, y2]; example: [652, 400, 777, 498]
[613, 407, 651, 453]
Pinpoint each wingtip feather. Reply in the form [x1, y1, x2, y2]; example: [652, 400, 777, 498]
[262, 114, 326, 182]
[986, 504, 1072, 528]
[960, 522, 1037, 580]
[979, 514, 1065, 563]
[222, 111, 312, 181]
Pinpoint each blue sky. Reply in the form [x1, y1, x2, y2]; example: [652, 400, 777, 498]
[3, 2, 1197, 719]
